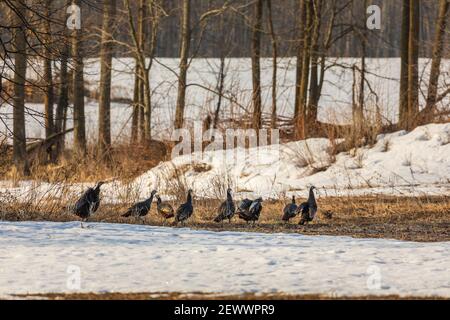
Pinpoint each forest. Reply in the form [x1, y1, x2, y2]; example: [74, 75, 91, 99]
[0, 0, 448, 179]
[0, 0, 450, 301]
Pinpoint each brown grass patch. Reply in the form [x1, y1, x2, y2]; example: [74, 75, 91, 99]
[1, 195, 449, 242]
[0, 141, 169, 184]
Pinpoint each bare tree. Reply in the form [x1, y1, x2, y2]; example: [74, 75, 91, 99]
[306, 0, 322, 134]
[213, 10, 230, 129]
[131, 65, 140, 142]
[137, 0, 146, 142]
[407, 0, 420, 129]
[266, 0, 278, 129]
[174, 0, 191, 129]
[353, 0, 367, 134]
[55, 41, 69, 157]
[43, 0, 54, 143]
[71, 0, 86, 154]
[11, 1, 30, 175]
[399, 0, 410, 129]
[419, 0, 449, 124]
[294, 0, 306, 125]
[98, 0, 117, 156]
[296, 0, 312, 139]
[130, 0, 144, 144]
[125, 0, 164, 142]
[251, 0, 263, 132]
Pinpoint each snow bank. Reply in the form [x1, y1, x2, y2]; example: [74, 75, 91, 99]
[129, 123, 450, 199]
[0, 123, 448, 202]
[133, 137, 333, 198]
[0, 221, 448, 298]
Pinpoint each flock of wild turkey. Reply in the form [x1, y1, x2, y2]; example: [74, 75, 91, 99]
[72, 182, 318, 228]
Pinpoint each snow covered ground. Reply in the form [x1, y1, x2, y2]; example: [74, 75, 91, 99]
[0, 221, 449, 298]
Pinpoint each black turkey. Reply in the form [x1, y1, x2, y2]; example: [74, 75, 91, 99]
[282, 195, 298, 223]
[214, 188, 236, 223]
[298, 186, 318, 225]
[122, 190, 157, 223]
[156, 195, 175, 220]
[236, 198, 253, 216]
[238, 197, 263, 224]
[72, 181, 104, 228]
[175, 189, 194, 225]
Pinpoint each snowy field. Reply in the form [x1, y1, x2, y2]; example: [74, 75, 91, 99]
[1, 58, 449, 142]
[0, 221, 449, 298]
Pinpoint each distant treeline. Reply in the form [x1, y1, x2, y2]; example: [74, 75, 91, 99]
[73, 0, 447, 58]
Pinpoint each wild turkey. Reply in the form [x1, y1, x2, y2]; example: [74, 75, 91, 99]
[156, 195, 175, 220]
[214, 188, 236, 223]
[236, 198, 253, 216]
[122, 190, 157, 223]
[72, 181, 104, 228]
[298, 186, 318, 225]
[282, 195, 298, 223]
[175, 189, 194, 225]
[238, 197, 263, 224]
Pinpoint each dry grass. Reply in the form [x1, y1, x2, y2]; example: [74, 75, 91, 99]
[0, 141, 169, 184]
[1, 195, 449, 242]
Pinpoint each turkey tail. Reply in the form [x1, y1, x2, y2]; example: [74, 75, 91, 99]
[121, 211, 132, 217]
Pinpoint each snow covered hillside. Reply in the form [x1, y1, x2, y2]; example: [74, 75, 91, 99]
[0, 221, 448, 298]
[128, 122, 450, 198]
[0, 123, 449, 202]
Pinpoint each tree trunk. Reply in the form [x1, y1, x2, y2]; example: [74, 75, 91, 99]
[294, 0, 306, 123]
[144, 0, 163, 142]
[399, 0, 410, 128]
[72, 0, 86, 155]
[136, 0, 146, 143]
[296, 0, 312, 139]
[357, 0, 367, 133]
[143, 69, 152, 141]
[251, 0, 263, 132]
[174, 0, 191, 129]
[55, 42, 69, 157]
[213, 56, 225, 129]
[138, 73, 145, 143]
[98, 0, 116, 156]
[131, 62, 140, 142]
[43, 0, 54, 142]
[420, 0, 449, 124]
[407, 0, 420, 129]
[306, 0, 322, 134]
[11, 2, 30, 175]
[267, 0, 278, 129]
